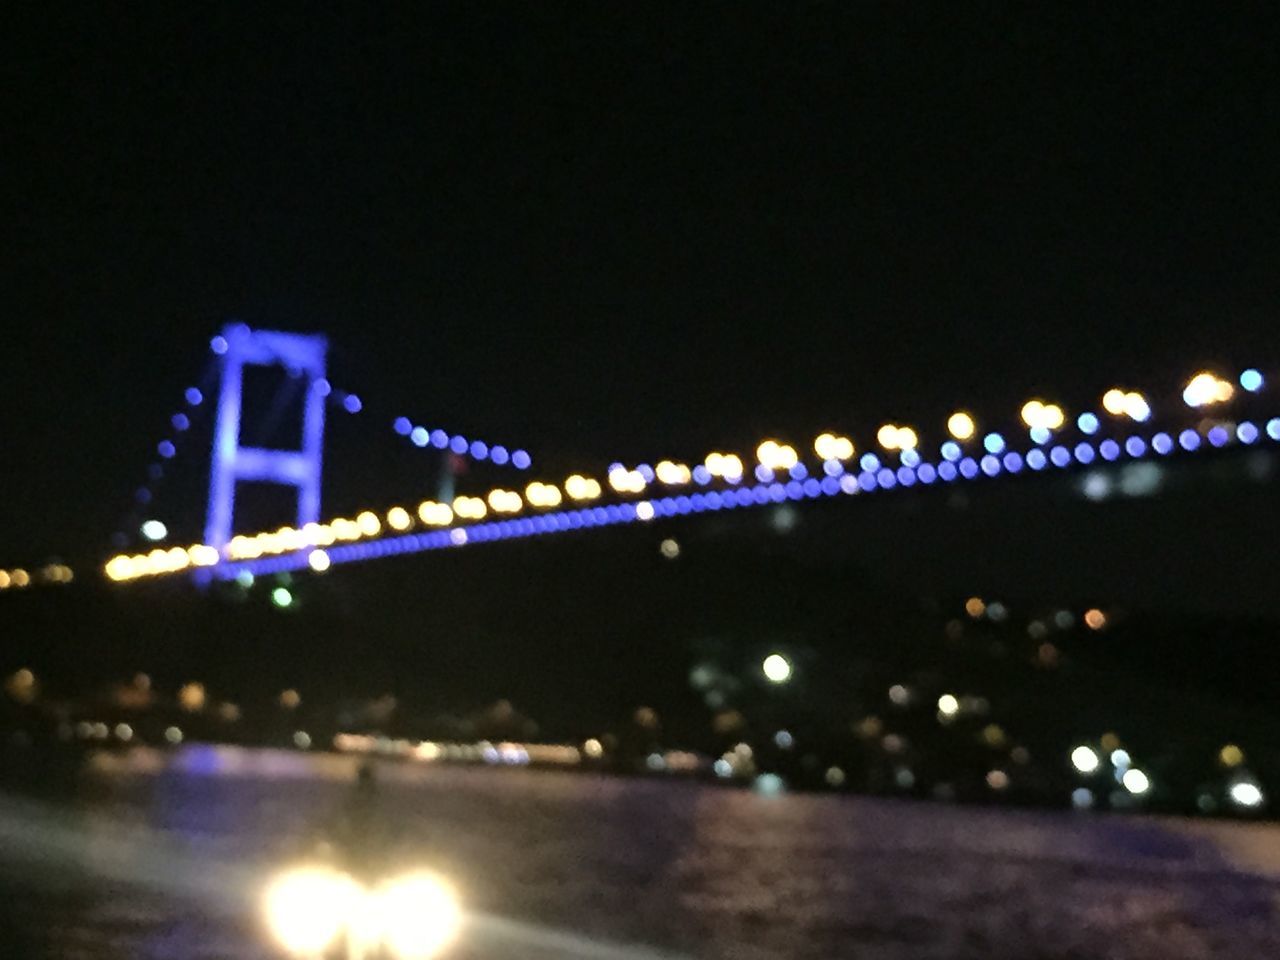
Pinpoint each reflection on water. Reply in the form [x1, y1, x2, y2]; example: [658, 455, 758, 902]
[2, 746, 1280, 959]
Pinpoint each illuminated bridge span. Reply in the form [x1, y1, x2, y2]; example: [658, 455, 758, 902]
[5, 324, 1276, 591]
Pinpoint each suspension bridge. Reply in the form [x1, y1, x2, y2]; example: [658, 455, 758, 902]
[1, 323, 1275, 593]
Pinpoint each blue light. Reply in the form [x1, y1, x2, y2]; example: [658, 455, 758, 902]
[769, 483, 787, 502]
[1099, 440, 1120, 461]
[210, 335, 228, 354]
[819, 477, 839, 495]
[512, 449, 532, 470]
[1002, 452, 1023, 473]
[983, 433, 1005, 455]
[1241, 368, 1264, 392]
[860, 453, 881, 472]
[980, 455, 1001, 477]
[314, 378, 332, 397]
[430, 429, 449, 449]
[185, 387, 203, 406]
[1124, 436, 1146, 457]
[1026, 449, 1047, 471]
[959, 458, 979, 479]
[449, 435, 468, 454]
[148, 463, 163, 479]
[393, 417, 412, 435]
[1049, 446, 1071, 468]
[157, 440, 176, 459]
[1077, 413, 1100, 435]
[789, 463, 808, 480]
[917, 463, 937, 484]
[693, 465, 712, 485]
[1269, 418, 1280, 441]
[1179, 429, 1200, 451]
[490, 445, 510, 465]
[1237, 422, 1259, 444]
[838, 474, 858, 494]
[470, 440, 489, 460]
[896, 466, 916, 486]
[901, 448, 921, 468]
[171, 413, 190, 432]
[1074, 442, 1095, 464]
[876, 468, 897, 489]
[1029, 427, 1050, 445]
[785, 481, 804, 500]
[705, 491, 724, 508]
[1207, 426, 1229, 448]
[135, 488, 152, 504]
[823, 459, 844, 477]
[343, 394, 362, 414]
[410, 427, 429, 447]
[755, 465, 774, 483]
[937, 461, 958, 482]
[1152, 432, 1173, 454]
[858, 472, 877, 492]
[637, 464, 655, 483]
[940, 441, 962, 462]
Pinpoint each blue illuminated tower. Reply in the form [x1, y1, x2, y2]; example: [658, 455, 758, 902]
[204, 324, 328, 554]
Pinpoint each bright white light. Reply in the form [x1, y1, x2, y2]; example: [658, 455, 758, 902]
[140, 520, 168, 542]
[1122, 768, 1150, 795]
[1071, 745, 1100, 774]
[308, 549, 331, 572]
[635, 501, 655, 521]
[1110, 749, 1130, 768]
[762, 653, 792, 683]
[937, 694, 959, 717]
[377, 872, 462, 959]
[1229, 781, 1264, 808]
[264, 867, 359, 956]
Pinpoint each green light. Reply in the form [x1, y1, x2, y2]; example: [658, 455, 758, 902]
[236, 570, 254, 588]
[271, 587, 293, 608]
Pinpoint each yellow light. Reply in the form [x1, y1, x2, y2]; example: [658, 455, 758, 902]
[488, 489, 523, 513]
[814, 433, 854, 461]
[332, 518, 361, 541]
[188, 544, 220, 567]
[1220, 744, 1245, 768]
[308, 549, 331, 572]
[263, 866, 360, 956]
[417, 501, 454, 526]
[564, 475, 602, 501]
[607, 467, 645, 494]
[1102, 388, 1127, 416]
[452, 496, 486, 520]
[877, 424, 900, 450]
[1041, 404, 1065, 429]
[387, 507, 412, 531]
[937, 694, 959, 716]
[0, 570, 9, 589]
[1020, 400, 1045, 427]
[376, 871, 463, 960]
[105, 556, 136, 581]
[762, 653, 792, 683]
[755, 440, 798, 470]
[965, 596, 985, 618]
[1183, 371, 1234, 407]
[356, 511, 381, 537]
[10, 568, 30, 587]
[1121, 392, 1150, 421]
[947, 412, 976, 441]
[178, 682, 206, 712]
[1083, 608, 1106, 630]
[895, 427, 918, 450]
[524, 482, 562, 508]
[655, 460, 692, 485]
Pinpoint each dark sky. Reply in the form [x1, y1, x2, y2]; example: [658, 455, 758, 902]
[3, 5, 1279, 600]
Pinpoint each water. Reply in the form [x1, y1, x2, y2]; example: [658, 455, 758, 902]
[2, 746, 1279, 959]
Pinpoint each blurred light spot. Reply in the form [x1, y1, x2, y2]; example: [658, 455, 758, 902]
[164, 726, 183, 744]
[307, 549, 330, 572]
[986, 770, 1009, 791]
[825, 766, 846, 787]
[937, 694, 959, 716]
[1083, 608, 1106, 630]
[1220, 744, 1245, 768]
[1122, 768, 1150, 795]
[947, 412, 975, 441]
[1071, 745, 1100, 774]
[1077, 412, 1100, 435]
[1230, 781, 1264, 808]
[271, 587, 293, 608]
[762, 653, 792, 683]
[1072, 787, 1095, 810]
[141, 519, 168, 542]
[773, 729, 794, 749]
[293, 731, 312, 750]
[659, 538, 680, 559]
[342, 394, 362, 414]
[1240, 368, 1264, 392]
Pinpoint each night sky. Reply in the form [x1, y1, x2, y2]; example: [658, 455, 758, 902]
[4, 6, 1280, 617]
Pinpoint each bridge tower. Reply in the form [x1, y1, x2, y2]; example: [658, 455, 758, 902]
[204, 324, 329, 555]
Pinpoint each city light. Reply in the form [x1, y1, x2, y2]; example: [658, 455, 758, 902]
[947, 412, 975, 441]
[1183, 371, 1234, 407]
[1240, 368, 1264, 392]
[140, 519, 168, 541]
[1229, 780, 1265, 808]
[1102, 389, 1127, 416]
[1122, 768, 1151, 795]
[1071, 745, 1100, 774]
[272, 587, 293, 608]
[655, 460, 693, 485]
[386, 506, 412, 530]
[564, 474, 603, 501]
[813, 433, 854, 461]
[937, 694, 959, 716]
[307, 549, 330, 572]
[1083, 608, 1107, 630]
[755, 440, 798, 470]
[1020, 400, 1065, 431]
[762, 653, 792, 683]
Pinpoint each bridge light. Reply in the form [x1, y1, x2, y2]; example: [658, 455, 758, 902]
[564, 475, 602, 501]
[386, 506, 412, 531]
[655, 460, 692, 485]
[105, 556, 136, 581]
[1240, 368, 1264, 392]
[1183, 371, 1234, 407]
[1121, 392, 1150, 422]
[947, 412, 976, 441]
[307, 549, 331, 572]
[814, 433, 854, 461]
[1102, 389, 1127, 416]
[417, 501, 453, 526]
[271, 587, 293, 608]
[356, 511, 381, 536]
[452, 496, 487, 519]
[1020, 400, 1045, 427]
[755, 440, 798, 470]
[188, 545, 219, 566]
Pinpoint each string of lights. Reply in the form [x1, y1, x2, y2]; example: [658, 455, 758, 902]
[0, 564, 75, 591]
[391, 415, 532, 470]
[100, 363, 1277, 583]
